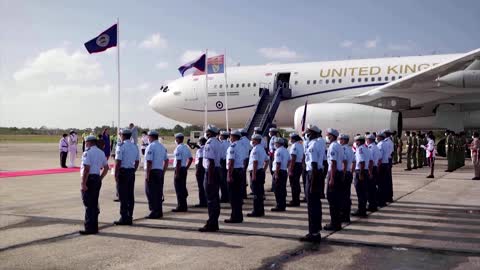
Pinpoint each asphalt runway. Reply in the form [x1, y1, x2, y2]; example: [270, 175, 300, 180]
[1, 143, 480, 269]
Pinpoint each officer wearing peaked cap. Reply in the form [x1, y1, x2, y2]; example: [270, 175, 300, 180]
[144, 130, 169, 219]
[79, 135, 109, 235]
[288, 132, 304, 206]
[268, 127, 279, 191]
[376, 132, 390, 207]
[219, 131, 230, 203]
[272, 137, 290, 211]
[254, 127, 268, 150]
[339, 133, 354, 223]
[114, 128, 140, 226]
[324, 128, 344, 231]
[366, 133, 380, 212]
[199, 125, 222, 232]
[352, 135, 371, 217]
[225, 129, 245, 223]
[247, 133, 269, 217]
[300, 124, 325, 243]
[172, 133, 193, 212]
[194, 137, 208, 207]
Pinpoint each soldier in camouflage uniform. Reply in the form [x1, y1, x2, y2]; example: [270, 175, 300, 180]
[412, 131, 418, 169]
[405, 131, 413, 171]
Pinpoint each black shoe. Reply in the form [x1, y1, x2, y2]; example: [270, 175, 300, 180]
[472, 177, 480, 180]
[113, 198, 120, 202]
[249, 192, 254, 195]
[300, 233, 321, 243]
[351, 210, 368, 217]
[413, 167, 418, 169]
[367, 206, 378, 212]
[323, 224, 341, 231]
[445, 170, 453, 172]
[172, 207, 188, 212]
[271, 207, 286, 212]
[404, 168, 412, 171]
[300, 198, 307, 203]
[287, 201, 300, 207]
[247, 212, 264, 217]
[145, 213, 163, 219]
[194, 203, 207, 208]
[426, 175, 434, 178]
[224, 218, 243, 223]
[79, 230, 98, 235]
[198, 224, 219, 232]
[114, 220, 132, 226]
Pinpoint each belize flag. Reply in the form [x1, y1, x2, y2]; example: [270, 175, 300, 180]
[194, 55, 225, 75]
[178, 53, 206, 76]
[84, 24, 118, 54]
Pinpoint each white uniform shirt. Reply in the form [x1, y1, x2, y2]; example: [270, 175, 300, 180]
[226, 142, 244, 169]
[355, 144, 371, 170]
[220, 139, 230, 160]
[238, 136, 251, 161]
[248, 144, 268, 171]
[269, 135, 277, 154]
[386, 138, 394, 159]
[305, 138, 326, 171]
[81, 146, 107, 175]
[273, 146, 290, 171]
[203, 137, 222, 168]
[342, 144, 354, 172]
[195, 145, 204, 165]
[174, 143, 192, 167]
[144, 140, 168, 170]
[377, 140, 390, 164]
[289, 142, 304, 163]
[59, 137, 68, 152]
[327, 141, 344, 171]
[367, 142, 381, 166]
[115, 140, 140, 168]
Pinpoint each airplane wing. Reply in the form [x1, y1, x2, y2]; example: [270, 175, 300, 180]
[328, 48, 480, 107]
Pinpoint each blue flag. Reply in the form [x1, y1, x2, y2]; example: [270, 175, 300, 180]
[178, 54, 206, 76]
[84, 24, 118, 54]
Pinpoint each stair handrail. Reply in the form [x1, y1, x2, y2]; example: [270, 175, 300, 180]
[258, 86, 283, 133]
[244, 88, 268, 134]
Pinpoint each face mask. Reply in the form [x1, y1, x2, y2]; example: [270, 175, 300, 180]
[326, 137, 331, 143]
[375, 138, 379, 143]
[305, 133, 310, 140]
[175, 141, 179, 145]
[250, 141, 254, 147]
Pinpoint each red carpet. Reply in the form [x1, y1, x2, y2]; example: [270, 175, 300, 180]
[0, 167, 80, 178]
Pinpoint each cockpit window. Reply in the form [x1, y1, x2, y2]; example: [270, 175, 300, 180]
[162, 86, 169, 93]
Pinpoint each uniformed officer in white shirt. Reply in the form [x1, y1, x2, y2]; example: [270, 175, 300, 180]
[240, 128, 251, 199]
[114, 128, 140, 225]
[59, 133, 69, 168]
[421, 133, 436, 178]
[352, 135, 372, 217]
[219, 131, 230, 203]
[247, 134, 269, 217]
[325, 128, 344, 231]
[366, 134, 381, 211]
[339, 134, 354, 223]
[144, 130, 169, 219]
[254, 127, 268, 151]
[383, 129, 394, 203]
[79, 135, 109, 235]
[68, 130, 78, 168]
[268, 127, 279, 191]
[225, 130, 245, 223]
[140, 131, 149, 156]
[272, 137, 290, 211]
[288, 133, 304, 206]
[194, 137, 208, 207]
[199, 125, 222, 232]
[173, 133, 193, 212]
[300, 124, 325, 243]
[376, 132, 390, 207]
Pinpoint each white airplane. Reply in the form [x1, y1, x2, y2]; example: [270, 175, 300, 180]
[149, 48, 480, 134]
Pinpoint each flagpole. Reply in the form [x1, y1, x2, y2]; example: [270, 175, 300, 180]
[224, 49, 229, 130]
[204, 49, 208, 131]
[116, 17, 121, 136]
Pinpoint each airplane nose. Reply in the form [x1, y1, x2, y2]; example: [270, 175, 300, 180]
[149, 92, 165, 114]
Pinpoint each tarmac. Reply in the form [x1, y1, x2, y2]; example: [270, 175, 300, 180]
[1, 143, 480, 270]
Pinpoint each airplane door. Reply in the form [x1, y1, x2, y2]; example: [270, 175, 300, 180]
[274, 72, 292, 98]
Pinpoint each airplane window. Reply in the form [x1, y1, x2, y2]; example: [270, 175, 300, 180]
[371, 77, 375, 82]
[399, 76, 403, 79]
[364, 78, 368, 82]
[219, 84, 223, 88]
[332, 79, 336, 84]
[231, 84, 234, 88]
[307, 80, 310, 85]
[385, 76, 389, 81]
[351, 78, 355, 83]
[241, 83, 245, 88]
[295, 81, 298, 85]
[339, 79, 342, 83]
[391, 76, 396, 81]
[247, 83, 251, 87]
[236, 83, 239, 88]
[326, 79, 329, 84]
[214, 84, 217, 88]
[253, 83, 256, 87]
[313, 80, 317, 84]
[319, 80, 323, 84]
[357, 78, 361, 82]
[378, 77, 382, 81]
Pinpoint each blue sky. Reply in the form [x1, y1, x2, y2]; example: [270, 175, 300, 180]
[1, 0, 479, 128]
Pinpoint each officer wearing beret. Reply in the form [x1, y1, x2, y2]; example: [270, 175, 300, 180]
[324, 128, 344, 231]
[339, 134, 354, 222]
[194, 137, 208, 207]
[254, 127, 268, 151]
[219, 131, 230, 203]
[79, 135, 109, 235]
[247, 134, 269, 217]
[300, 124, 325, 242]
[288, 133, 304, 207]
[114, 128, 140, 225]
[272, 137, 290, 211]
[376, 132, 390, 207]
[199, 125, 222, 232]
[352, 135, 371, 217]
[225, 130, 245, 223]
[173, 133, 193, 212]
[240, 128, 252, 199]
[144, 130, 169, 219]
[366, 134, 380, 211]
[268, 127, 279, 191]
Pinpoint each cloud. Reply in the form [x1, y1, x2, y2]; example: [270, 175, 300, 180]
[257, 46, 300, 60]
[155, 61, 169, 69]
[13, 48, 102, 83]
[139, 33, 167, 49]
[387, 40, 415, 51]
[340, 40, 353, 48]
[365, 37, 380, 49]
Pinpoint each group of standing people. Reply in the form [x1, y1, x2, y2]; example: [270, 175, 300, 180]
[58, 130, 79, 168]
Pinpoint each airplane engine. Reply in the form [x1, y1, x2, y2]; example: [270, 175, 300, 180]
[438, 70, 480, 88]
[294, 103, 402, 136]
